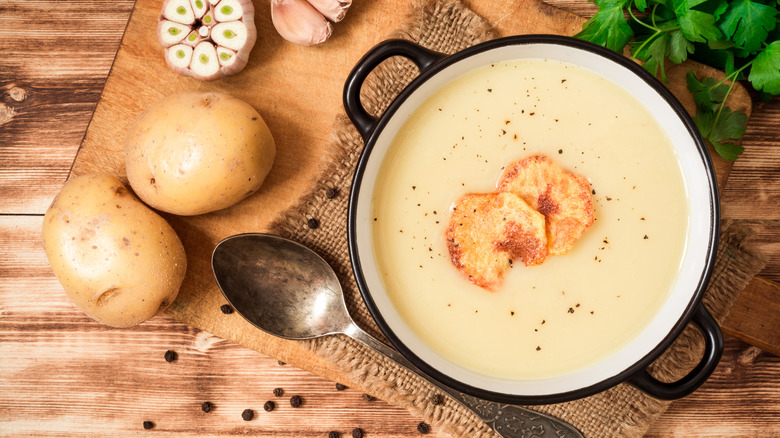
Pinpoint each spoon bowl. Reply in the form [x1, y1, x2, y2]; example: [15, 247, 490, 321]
[212, 233, 351, 340]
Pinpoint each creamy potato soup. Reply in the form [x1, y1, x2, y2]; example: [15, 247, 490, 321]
[370, 59, 689, 379]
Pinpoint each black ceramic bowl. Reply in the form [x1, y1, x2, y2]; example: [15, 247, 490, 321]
[344, 35, 723, 404]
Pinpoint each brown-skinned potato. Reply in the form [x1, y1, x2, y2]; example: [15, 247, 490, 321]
[42, 174, 187, 328]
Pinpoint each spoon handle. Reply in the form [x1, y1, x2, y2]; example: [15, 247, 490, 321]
[345, 324, 583, 438]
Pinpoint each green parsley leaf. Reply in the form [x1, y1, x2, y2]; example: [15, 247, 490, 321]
[719, 0, 778, 53]
[634, 34, 672, 80]
[692, 108, 746, 161]
[575, 0, 635, 52]
[672, 0, 723, 42]
[748, 40, 780, 94]
[669, 29, 695, 62]
[634, 0, 649, 12]
[686, 69, 728, 111]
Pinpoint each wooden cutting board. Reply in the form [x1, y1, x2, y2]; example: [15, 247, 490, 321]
[70, 0, 773, 390]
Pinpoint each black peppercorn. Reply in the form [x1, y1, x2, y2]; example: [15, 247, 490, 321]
[431, 394, 444, 406]
[220, 304, 234, 314]
[164, 350, 177, 362]
[290, 395, 302, 408]
[201, 401, 213, 413]
[241, 409, 254, 421]
[335, 383, 347, 391]
[278, 360, 286, 366]
[307, 218, 320, 229]
[361, 393, 375, 402]
[351, 428, 363, 438]
[143, 421, 154, 430]
[328, 432, 340, 438]
[417, 422, 430, 434]
[325, 188, 338, 199]
[273, 387, 284, 397]
[263, 401, 275, 412]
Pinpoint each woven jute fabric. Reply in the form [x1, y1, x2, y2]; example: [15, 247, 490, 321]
[268, 1, 767, 436]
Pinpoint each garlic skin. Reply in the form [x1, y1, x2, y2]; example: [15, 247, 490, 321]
[306, 0, 351, 23]
[271, 0, 332, 46]
[157, 0, 256, 81]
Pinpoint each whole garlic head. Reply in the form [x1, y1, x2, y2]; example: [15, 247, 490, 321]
[271, 0, 352, 46]
[158, 0, 257, 81]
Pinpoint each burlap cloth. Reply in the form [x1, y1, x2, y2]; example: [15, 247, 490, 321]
[266, 1, 767, 436]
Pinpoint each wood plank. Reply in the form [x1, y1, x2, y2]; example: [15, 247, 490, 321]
[723, 276, 780, 356]
[0, 0, 135, 214]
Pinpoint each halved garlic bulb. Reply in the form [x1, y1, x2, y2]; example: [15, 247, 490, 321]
[157, 0, 256, 81]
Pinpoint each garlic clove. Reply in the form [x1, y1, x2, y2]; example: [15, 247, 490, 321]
[182, 29, 204, 46]
[271, 0, 332, 46]
[305, 0, 351, 23]
[162, 0, 195, 25]
[190, 42, 221, 80]
[166, 44, 194, 73]
[216, 46, 237, 67]
[201, 9, 215, 26]
[158, 20, 189, 47]
[214, 0, 243, 22]
[189, 0, 208, 19]
[211, 21, 247, 51]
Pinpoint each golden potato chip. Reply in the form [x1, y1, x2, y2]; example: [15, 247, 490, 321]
[446, 192, 547, 290]
[498, 154, 594, 255]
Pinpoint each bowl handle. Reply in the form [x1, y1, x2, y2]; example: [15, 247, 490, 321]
[628, 305, 724, 400]
[343, 39, 446, 141]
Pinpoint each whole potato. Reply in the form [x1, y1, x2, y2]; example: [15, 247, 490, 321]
[125, 91, 276, 216]
[42, 174, 187, 328]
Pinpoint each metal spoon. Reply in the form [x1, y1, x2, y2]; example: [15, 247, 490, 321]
[211, 233, 583, 438]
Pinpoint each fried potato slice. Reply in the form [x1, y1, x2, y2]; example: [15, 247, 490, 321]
[498, 154, 594, 256]
[446, 192, 548, 290]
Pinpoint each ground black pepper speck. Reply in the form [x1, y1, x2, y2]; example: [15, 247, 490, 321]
[273, 387, 284, 397]
[241, 409, 254, 421]
[220, 304, 234, 314]
[201, 401, 213, 413]
[143, 421, 154, 430]
[417, 422, 430, 434]
[164, 350, 177, 362]
[290, 395, 302, 408]
[264, 401, 275, 412]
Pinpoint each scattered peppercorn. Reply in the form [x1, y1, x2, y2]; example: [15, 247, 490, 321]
[241, 409, 254, 421]
[417, 422, 430, 434]
[201, 401, 213, 413]
[335, 383, 348, 391]
[273, 387, 284, 397]
[325, 188, 338, 199]
[220, 304, 234, 314]
[290, 395, 302, 408]
[164, 350, 177, 362]
[143, 421, 154, 430]
[328, 432, 340, 438]
[351, 428, 363, 438]
[361, 393, 375, 402]
[307, 218, 320, 229]
[278, 360, 286, 366]
[431, 394, 444, 406]
[264, 401, 275, 412]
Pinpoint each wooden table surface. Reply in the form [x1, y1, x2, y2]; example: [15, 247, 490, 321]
[2, 1, 779, 437]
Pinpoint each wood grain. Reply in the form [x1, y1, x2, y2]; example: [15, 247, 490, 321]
[1, 0, 780, 436]
[0, 0, 135, 214]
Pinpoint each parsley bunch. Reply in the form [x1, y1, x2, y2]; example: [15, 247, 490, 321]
[575, 0, 779, 160]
